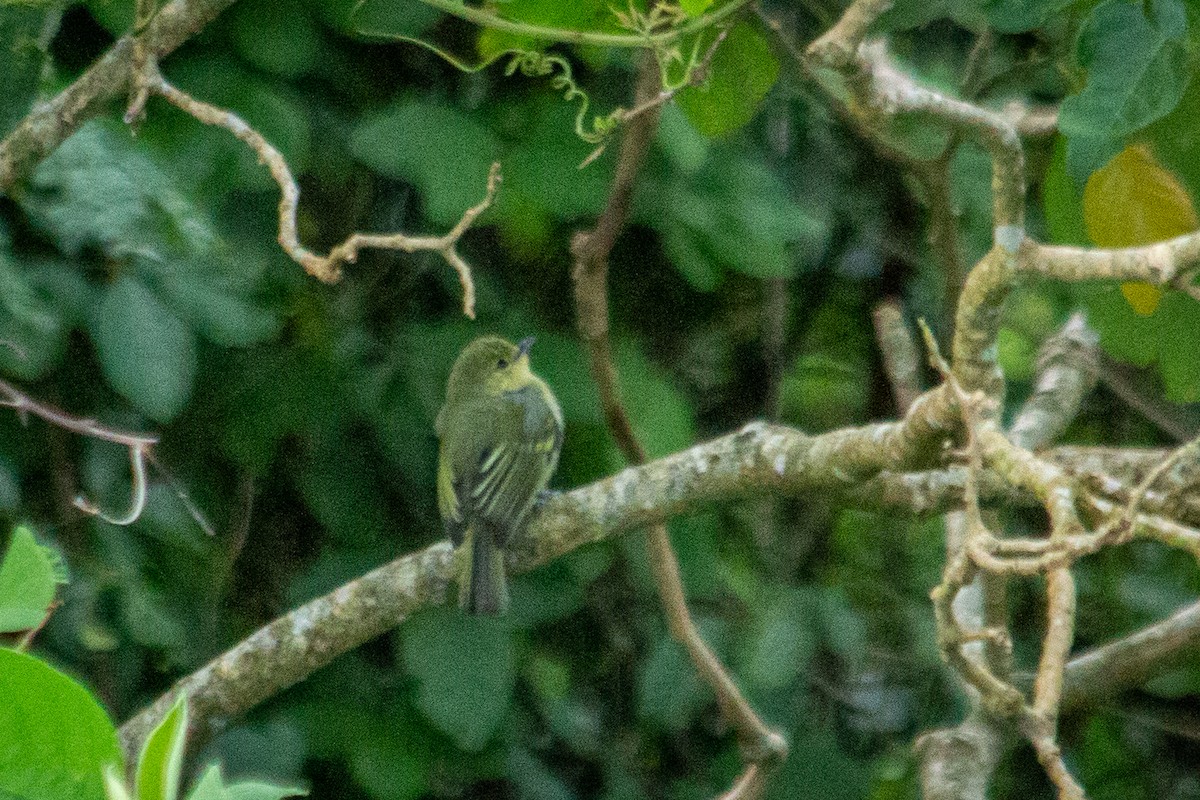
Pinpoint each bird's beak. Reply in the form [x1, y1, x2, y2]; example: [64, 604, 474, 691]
[516, 336, 536, 359]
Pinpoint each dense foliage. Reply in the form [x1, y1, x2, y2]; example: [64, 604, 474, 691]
[3, 0, 1200, 798]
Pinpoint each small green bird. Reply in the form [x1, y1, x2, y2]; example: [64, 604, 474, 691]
[436, 335, 563, 615]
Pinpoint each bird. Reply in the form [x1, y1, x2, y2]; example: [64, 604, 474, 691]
[435, 335, 563, 614]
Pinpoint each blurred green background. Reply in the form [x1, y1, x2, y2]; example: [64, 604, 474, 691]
[3, 0, 1200, 797]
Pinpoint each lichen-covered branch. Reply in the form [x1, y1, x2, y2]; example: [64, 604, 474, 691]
[1062, 598, 1200, 712]
[1007, 314, 1099, 452]
[872, 299, 924, 413]
[112, 409, 1200, 764]
[116, 390, 962, 760]
[0, 0, 241, 193]
[1022, 234, 1200, 289]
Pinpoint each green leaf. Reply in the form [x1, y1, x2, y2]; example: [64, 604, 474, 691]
[506, 748, 575, 800]
[349, 101, 500, 226]
[228, 0, 322, 80]
[83, 0, 133, 35]
[184, 765, 228, 800]
[226, 781, 308, 800]
[1065, 133, 1123, 190]
[0, 252, 72, 380]
[616, 340, 695, 459]
[345, 0, 440, 38]
[1155, 293, 1200, 403]
[0, 648, 123, 800]
[1059, 0, 1190, 141]
[0, 526, 64, 633]
[643, 147, 829, 289]
[400, 607, 516, 751]
[677, 22, 779, 138]
[156, 269, 283, 348]
[637, 620, 725, 731]
[137, 693, 189, 800]
[90, 275, 198, 422]
[875, 0, 986, 31]
[350, 739, 426, 800]
[770, 724, 869, 800]
[496, 99, 610, 227]
[21, 121, 221, 259]
[474, 0, 624, 58]
[1042, 137, 1090, 245]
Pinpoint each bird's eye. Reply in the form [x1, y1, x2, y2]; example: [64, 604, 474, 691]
[496, 358, 508, 369]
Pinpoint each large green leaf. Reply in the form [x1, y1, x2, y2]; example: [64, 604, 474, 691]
[349, 101, 500, 226]
[641, 143, 829, 290]
[21, 121, 221, 259]
[89, 275, 198, 422]
[980, 0, 1076, 33]
[1059, 0, 1190, 141]
[474, 0, 623, 58]
[155, 269, 283, 348]
[0, 649, 123, 800]
[400, 607, 516, 751]
[1042, 137, 1090, 246]
[636, 618, 727, 731]
[677, 21, 779, 138]
[741, 586, 816, 690]
[616, 340, 695, 460]
[0, 526, 64, 633]
[228, 0, 322, 80]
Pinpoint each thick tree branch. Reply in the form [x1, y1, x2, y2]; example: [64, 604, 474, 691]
[1062, 599, 1200, 712]
[1007, 315, 1099, 452]
[113, 416, 1200, 762]
[116, 389, 962, 759]
[0, 0, 240, 193]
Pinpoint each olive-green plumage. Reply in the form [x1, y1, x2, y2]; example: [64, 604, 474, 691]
[436, 335, 563, 615]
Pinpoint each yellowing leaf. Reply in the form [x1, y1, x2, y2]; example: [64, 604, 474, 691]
[1082, 143, 1198, 315]
[1120, 282, 1164, 316]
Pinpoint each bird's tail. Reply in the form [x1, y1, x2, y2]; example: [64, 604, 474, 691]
[459, 522, 510, 615]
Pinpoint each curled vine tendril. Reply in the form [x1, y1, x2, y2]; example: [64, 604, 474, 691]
[504, 52, 621, 145]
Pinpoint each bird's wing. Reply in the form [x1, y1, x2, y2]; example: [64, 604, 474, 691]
[443, 387, 561, 546]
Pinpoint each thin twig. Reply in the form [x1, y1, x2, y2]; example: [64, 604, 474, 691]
[134, 67, 499, 316]
[0, 379, 157, 448]
[570, 55, 788, 787]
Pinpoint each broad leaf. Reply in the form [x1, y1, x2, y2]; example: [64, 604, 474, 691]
[0, 526, 64, 633]
[0, 649, 122, 800]
[1059, 0, 1189, 141]
[677, 22, 780, 138]
[90, 275, 198, 422]
[400, 607, 516, 751]
[136, 693, 189, 800]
